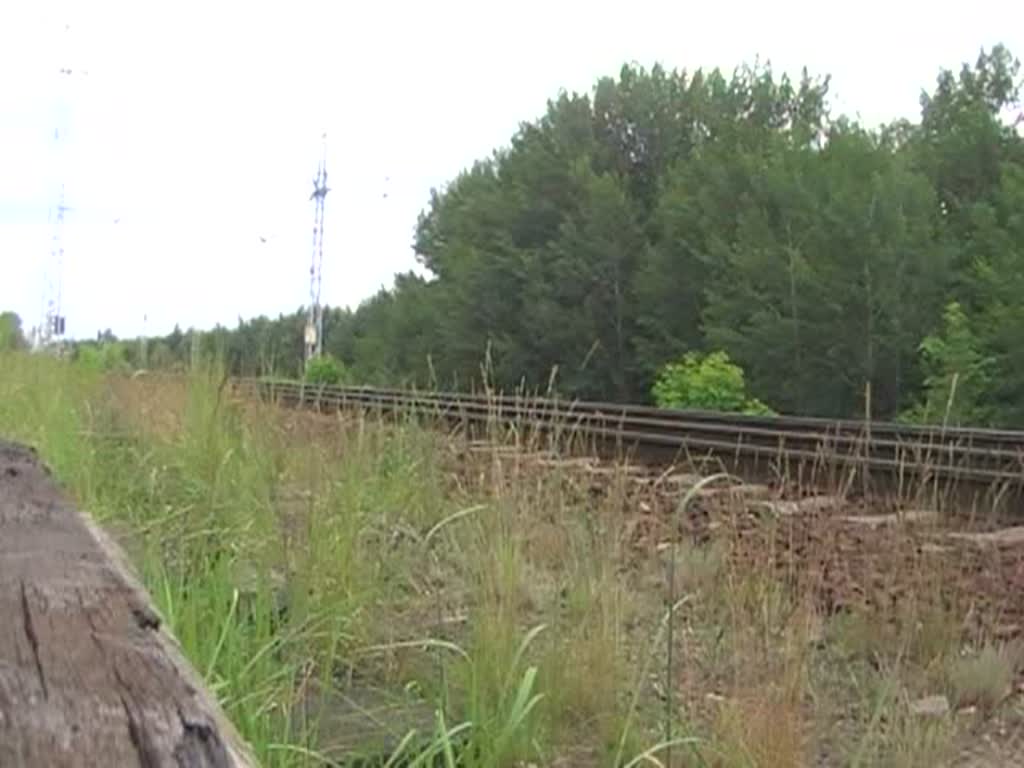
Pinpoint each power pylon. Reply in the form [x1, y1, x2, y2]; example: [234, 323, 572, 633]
[304, 136, 329, 366]
[38, 23, 81, 350]
[40, 186, 69, 347]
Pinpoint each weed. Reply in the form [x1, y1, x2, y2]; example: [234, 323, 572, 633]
[948, 641, 1024, 711]
[705, 683, 804, 767]
[849, 686, 955, 768]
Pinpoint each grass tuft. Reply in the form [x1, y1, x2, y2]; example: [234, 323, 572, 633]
[948, 641, 1024, 711]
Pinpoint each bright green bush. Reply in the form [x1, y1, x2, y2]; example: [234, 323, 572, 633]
[651, 351, 774, 415]
[901, 301, 994, 426]
[75, 342, 131, 373]
[304, 354, 347, 386]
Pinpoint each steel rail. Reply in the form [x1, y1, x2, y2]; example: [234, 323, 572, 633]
[255, 382, 1022, 464]
[242, 378, 1024, 446]
[236, 379, 1024, 485]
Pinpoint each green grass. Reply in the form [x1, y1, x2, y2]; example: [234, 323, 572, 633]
[0, 356, 341, 764]
[0, 354, 675, 765]
[948, 642, 1024, 711]
[5, 352, 1020, 766]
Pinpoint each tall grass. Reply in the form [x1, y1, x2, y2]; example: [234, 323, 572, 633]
[3, 352, 1018, 766]
[0, 356, 665, 764]
[1, 356, 338, 763]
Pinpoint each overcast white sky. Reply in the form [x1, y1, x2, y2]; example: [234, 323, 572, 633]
[0, 1, 1021, 340]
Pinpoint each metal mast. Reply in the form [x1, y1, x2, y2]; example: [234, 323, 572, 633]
[42, 186, 69, 346]
[304, 135, 329, 365]
[39, 23, 81, 350]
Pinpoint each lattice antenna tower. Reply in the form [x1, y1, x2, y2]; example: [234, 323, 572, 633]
[304, 135, 330, 365]
[41, 186, 69, 347]
[40, 24, 78, 349]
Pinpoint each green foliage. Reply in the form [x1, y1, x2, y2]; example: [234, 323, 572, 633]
[448, 625, 547, 766]
[651, 351, 774, 414]
[121, 45, 1024, 426]
[691, 123, 950, 417]
[75, 341, 131, 373]
[901, 301, 994, 426]
[0, 311, 27, 351]
[304, 353, 346, 386]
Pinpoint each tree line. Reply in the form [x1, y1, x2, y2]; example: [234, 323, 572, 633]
[16, 46, 1024, 425]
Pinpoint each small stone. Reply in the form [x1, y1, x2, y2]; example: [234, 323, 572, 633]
[910, 694, 950, 718]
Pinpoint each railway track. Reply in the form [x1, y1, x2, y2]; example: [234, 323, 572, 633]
[235, 378, 1024, 489]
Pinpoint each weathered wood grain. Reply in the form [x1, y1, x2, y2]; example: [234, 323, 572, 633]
[0, 440, 253, 767]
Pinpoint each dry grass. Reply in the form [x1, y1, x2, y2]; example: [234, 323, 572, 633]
[949, 642, 1024, 711]
[7, 360, 1024, 765]
[259, 392, 1024, 766]
[709, 682, 805, 767]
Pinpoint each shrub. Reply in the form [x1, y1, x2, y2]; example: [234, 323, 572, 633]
[0, 311, 27, 351]
[75, 342, 131, 373]
[651, 351, 774, 414]
[304, 354, 346, 386]
[901, 301, 993, 427]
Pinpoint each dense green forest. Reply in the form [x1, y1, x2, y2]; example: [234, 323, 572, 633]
[49, 47, 1024, 424]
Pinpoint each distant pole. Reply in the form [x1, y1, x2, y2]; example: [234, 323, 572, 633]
[43, 187, 69, 349]
[40, 21, 82, 353]
[139, 314, 148, 369]
[304, 135, 330, 368]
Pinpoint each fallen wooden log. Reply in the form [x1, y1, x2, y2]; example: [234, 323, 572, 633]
[0, 440, 253, 767]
